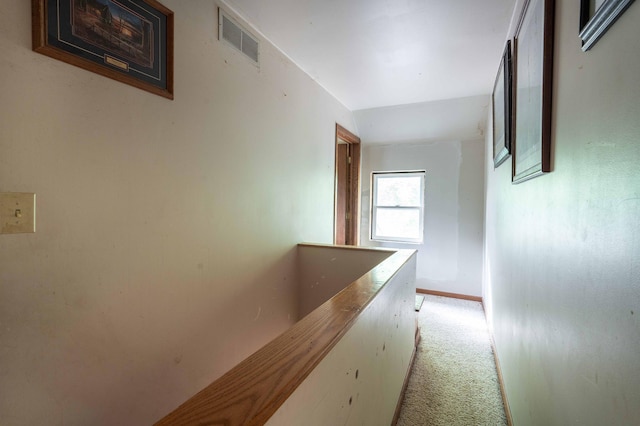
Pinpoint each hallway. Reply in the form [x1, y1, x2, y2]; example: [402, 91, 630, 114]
[397, 295, 507, 425]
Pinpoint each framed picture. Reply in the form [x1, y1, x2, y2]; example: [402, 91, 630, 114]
[579, 0, 636, 51]
[512, 0, 554, 184]
[492, 40, 513, 168]
[32, 0, 174, 99]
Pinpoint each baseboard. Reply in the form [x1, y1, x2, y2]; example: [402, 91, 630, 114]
[488, 333, 514, 426]
[391, 325, 420, 425]
[416, 288, 482, 303]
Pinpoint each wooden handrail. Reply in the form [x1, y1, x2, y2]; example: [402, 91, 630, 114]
[155, 247, 415, 426]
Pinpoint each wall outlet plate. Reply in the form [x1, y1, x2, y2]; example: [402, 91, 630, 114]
[1, 193, 36, 234]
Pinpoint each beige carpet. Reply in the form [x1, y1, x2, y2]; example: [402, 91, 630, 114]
[396, 295, 507, 426]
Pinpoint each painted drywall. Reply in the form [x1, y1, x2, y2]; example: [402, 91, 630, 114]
[297, 245, 393, 318]
[0, 1, 356, 424]
[268, 251, 417, 425]
[483, 1, 640, 425]
[353, 95, 489, 145]
[360, 139, 485, 297]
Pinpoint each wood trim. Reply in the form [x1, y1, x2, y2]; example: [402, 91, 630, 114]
[488, 333, 514, 426]
[336, 124, 360, 144]
[335, 143, 349, 244]
[391, 326, 420, 426]
[298, 242, 394, 253]
[334, 123, 361, 245]
[156, 249, 416, 425]
[416, 288, 482, 303]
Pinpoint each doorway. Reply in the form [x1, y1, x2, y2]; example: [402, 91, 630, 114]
[334, 124, 361, 245]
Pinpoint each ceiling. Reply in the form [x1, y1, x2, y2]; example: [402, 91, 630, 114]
[222, 0, 517, 111]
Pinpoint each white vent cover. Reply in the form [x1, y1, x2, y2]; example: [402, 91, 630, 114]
[219, 9, 259, 65]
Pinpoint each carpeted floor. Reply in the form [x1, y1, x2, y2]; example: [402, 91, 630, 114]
[396, 295, 508, 426]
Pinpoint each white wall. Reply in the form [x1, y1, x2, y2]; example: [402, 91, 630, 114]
[354, 95, 489, 145]
[484, 0, 640, 424]
[269, 251, 417, 426]
[0, 1, 355, 424]
[360, 139, 486, 297]
[297, 245, 392, 318]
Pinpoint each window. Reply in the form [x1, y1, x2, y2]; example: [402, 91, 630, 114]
[371, 171, 425, 243]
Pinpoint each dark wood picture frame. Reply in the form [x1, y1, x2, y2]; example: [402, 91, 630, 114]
[492, 40, 513, 168]
[579, 0, 636, 51]
[512, 0, 554, 184]
[32, 0, 174, 99]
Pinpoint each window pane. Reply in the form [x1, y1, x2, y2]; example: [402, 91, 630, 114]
[375, 176, 422, 206]
[375, 208, 421, 240]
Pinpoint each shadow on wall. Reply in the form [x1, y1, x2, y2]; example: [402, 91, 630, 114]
[147, 247, 300, 424]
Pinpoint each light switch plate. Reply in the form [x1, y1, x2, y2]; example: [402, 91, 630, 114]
[1, 193, 36, 234]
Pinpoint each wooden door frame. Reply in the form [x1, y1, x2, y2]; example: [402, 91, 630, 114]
[334, 123, 361, 245]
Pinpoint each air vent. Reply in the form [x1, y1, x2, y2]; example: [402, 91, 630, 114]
[219, 9, 259, 65]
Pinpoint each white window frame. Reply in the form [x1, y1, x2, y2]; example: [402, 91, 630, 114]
[370, 171, 425, 244]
